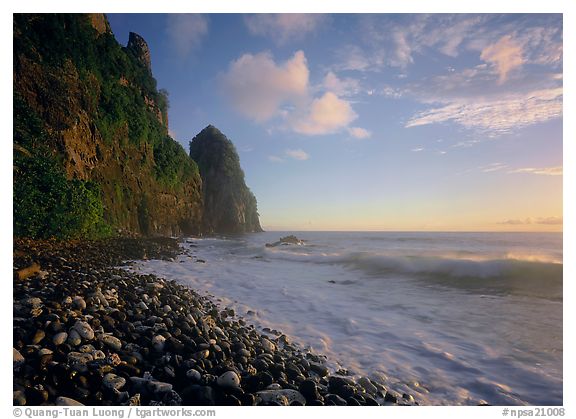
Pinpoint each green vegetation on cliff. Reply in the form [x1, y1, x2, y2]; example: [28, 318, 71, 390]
[14, 95, 111, 239]
[13, 14, 261, 239]
[13, 14, 203, 238]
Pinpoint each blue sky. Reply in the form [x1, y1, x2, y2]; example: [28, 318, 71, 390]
[108, 13, 562, 231]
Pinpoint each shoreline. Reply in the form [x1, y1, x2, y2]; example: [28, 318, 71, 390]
[13, 237, 416, 406]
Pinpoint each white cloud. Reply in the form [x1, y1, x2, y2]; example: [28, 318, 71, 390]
[269, 149, 311, 162]
[405, 87, 562, 135]
[220, 51, 309, 122]
[508, 166, 563, 176]
[411, 147, 424, 152]
[480, 35, 524, 83]
[285, 149, 310, 161]
[291, 92, 357, 135]
[166, 14, 209, 57]
[244, 14, 326, 45]
[268, 155, 284, 162]
[338, 14, 561, 74]
[381, 85, 405, 99]
[333, 45, 376, 72]
[499, 217, 562, 225]
[479, 163, 508, 173]
[354, 15, 485, 69]
[348, 127, 372, 139]
[535, 217, 563, 225]
[221, 50, 361, 136]
[322, 72, 361, 97]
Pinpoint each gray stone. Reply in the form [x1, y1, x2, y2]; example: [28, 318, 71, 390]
[186, 369, 202, 382]
[38, 348, 53, 357]
[260, 337, 276, 353]
[79, 344, 95, 353]
[13, 390, 26, 406]
[256, 389, 306, 405]
[101, 334, 122, 351]
[358, 376, 378, 395]
[53, 332, 68, 346]
[148, 380, 173, 395]
[217, 371, 241, 388]
[67, 329, 82, 346]
[72, 296, 86, 310]
[56, 396, 85, 406]
[73, 321, 94, 340]
[152, 335, 166, 352]
[32, 329, 46, 344]
[13, 348, 25, 371]
[68, 351, 93, 366]
[103, 373, 126, 391]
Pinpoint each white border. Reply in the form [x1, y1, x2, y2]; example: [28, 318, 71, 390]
[3, 1, 573, 418]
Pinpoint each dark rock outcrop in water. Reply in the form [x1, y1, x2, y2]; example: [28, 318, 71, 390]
[190, 126, 263, 234]
[266, 235, 304, 247]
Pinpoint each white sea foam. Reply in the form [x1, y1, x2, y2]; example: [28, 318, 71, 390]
[129, 231, 562, 406]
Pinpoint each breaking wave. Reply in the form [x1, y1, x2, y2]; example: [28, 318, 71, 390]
[263, 248, 562, 300]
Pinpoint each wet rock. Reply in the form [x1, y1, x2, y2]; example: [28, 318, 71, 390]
[384, 391, 398, 403]
[299, 379, 320, 402]
[325, 393, 347, 406]
[310, 362, 329, 377]
[260, 338, 276, 353]
[357, 376, 378, 395]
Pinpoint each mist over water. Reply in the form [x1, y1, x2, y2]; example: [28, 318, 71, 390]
[131, 231, 562, 406]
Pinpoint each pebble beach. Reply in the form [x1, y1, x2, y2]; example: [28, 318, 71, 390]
[13, 237, 415, 406]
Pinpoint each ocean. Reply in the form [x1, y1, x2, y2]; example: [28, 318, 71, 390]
[129, 231, 562, 406]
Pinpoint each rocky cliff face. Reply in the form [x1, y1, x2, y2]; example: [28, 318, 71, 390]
[127, 32, 151, 73]
[13, 14, 262, 239]
[190, 126, 263, 234]
[13, 14, 202, 237]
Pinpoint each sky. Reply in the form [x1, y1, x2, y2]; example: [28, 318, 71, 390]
[107, 13, 563, 232]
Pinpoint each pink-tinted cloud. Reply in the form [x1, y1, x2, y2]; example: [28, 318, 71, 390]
[508, 166, 562, 176]
[220, 51, 309, 122]
[291, 92, 357, 135]
[348, 127, 372, 139]
[285, 149, 310, 160]
[322, 71, 361, 97]
[480, 35, 524, 83]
